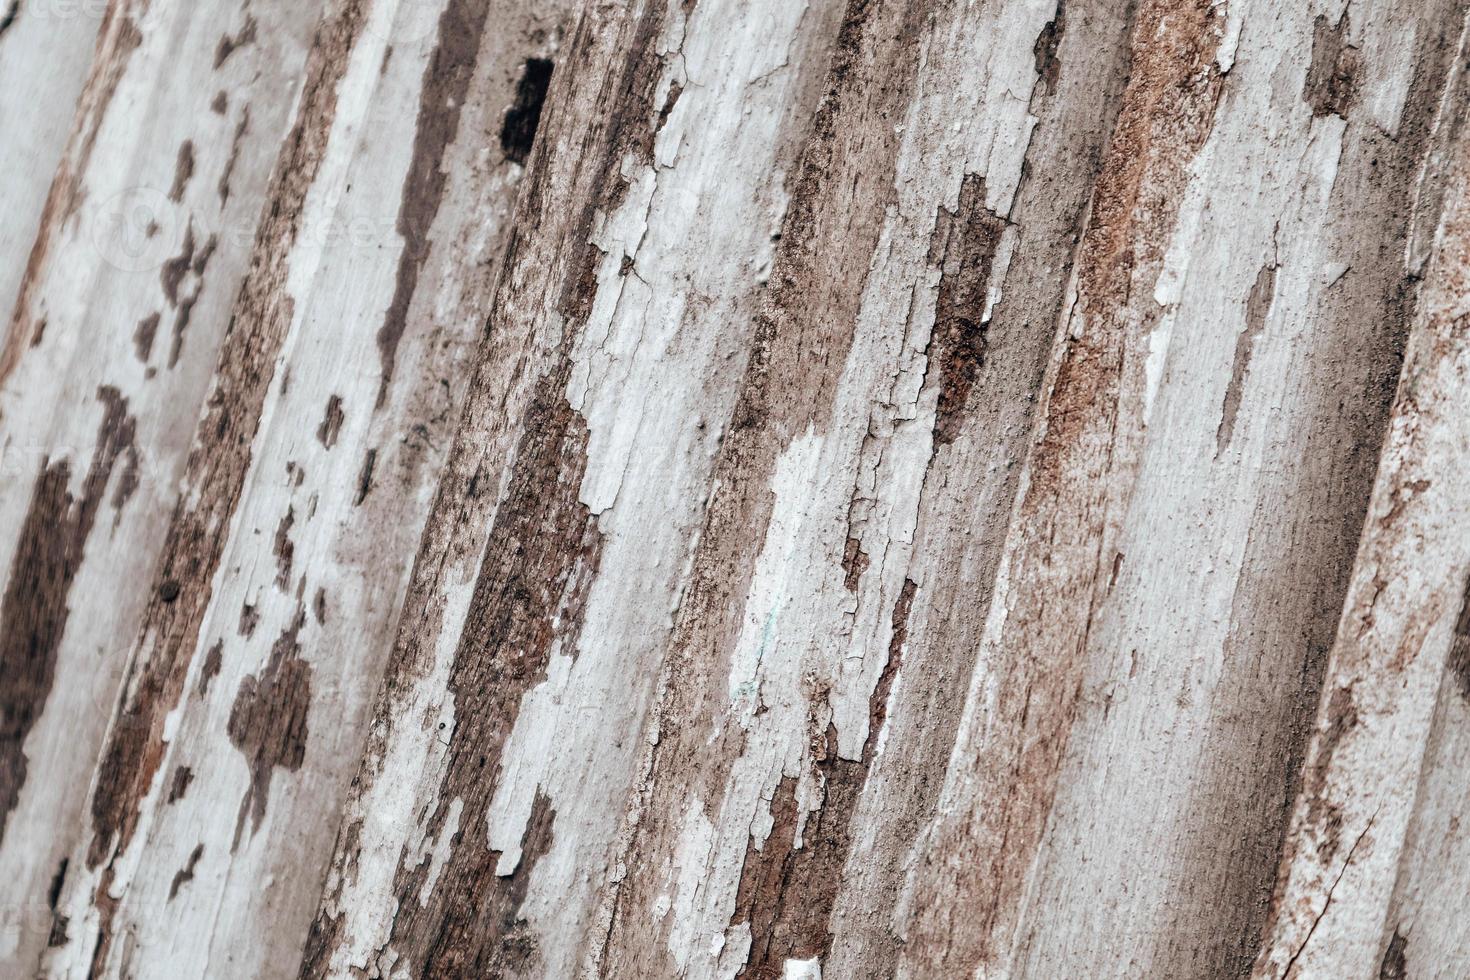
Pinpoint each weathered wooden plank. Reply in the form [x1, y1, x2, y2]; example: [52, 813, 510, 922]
[822, 0, 1136, 971]
[0, 0, 322, 972]
[33, 0, 573, 975]
[4, 0, 1470, 977]
[596, 0, 1133, 976]
[963, 0, 1469, 975]
[300, 1, 847, 975]
[1253, 16, 1470, 975]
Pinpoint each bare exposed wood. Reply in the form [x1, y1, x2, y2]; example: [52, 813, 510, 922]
[3, 0, 1470, 978]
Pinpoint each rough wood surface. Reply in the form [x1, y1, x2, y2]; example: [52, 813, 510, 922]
[3, 0, 1470, 977]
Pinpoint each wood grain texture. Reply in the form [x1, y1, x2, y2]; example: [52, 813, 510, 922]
[2, 0, 1469, 978]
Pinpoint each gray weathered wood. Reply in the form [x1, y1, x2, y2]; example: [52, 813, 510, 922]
[4, 0, 1470, 977]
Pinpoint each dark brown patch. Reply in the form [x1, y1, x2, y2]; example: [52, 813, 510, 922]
[159, 222, 199, 302]
[1304, 12, 1360, 118]
[48, 857, 67, 911]
[317, 394, 344, 448]
[133, 313, 160, 362]
[227, 614, 311, 847]
[841, 534, 869, 592]
[238, 603, 259, 638]
[655, 81, 683, 137]
[732, 772, 803, 965]
[211, 91, 228, 115]
[733, 580, 916, 975]
[168, 140, 196, 203]
[874, 579, 918, 737]
[0, 388, 135, 841]
[47, 914, 68, 949]
[1217, 261, 1277, 453]
[1311, 685, 1359, 801]
[374, 0, 497, 406]
[87, 867, 121, 971]
[1445, 571, 1470, 700]
[167, 843, 204, 900]
[214, 14, 258, 70]
[198, 641, 223, 696]
[167, 766, 194, 804]
[1033, 3, 1065, 98]
[411, 790, 557, 976]
[218, 107, 251, 205]
[273, 507, 295, 591]
[111, 443, 141, 521]
[312, 587, 327, 625]
[354, 448, 376, 505]
[500, 58, 554, 165]
[1378, 929, 1408, 979]
[841, 452, 874, 594]
[47, 856, 69, 948]
[0, 1, 17, 37]
[928, 174, 1008, 446]
[159, 223, 219, 368]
